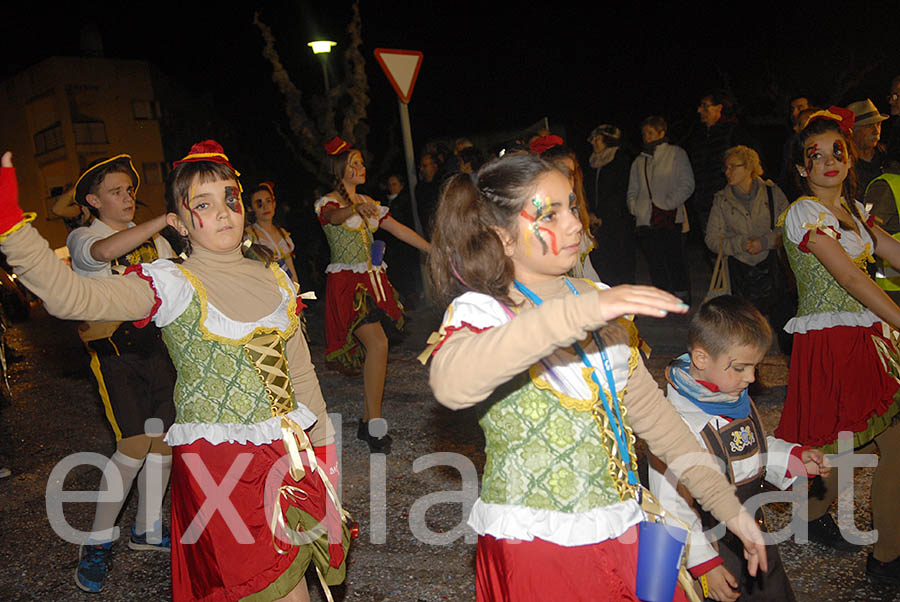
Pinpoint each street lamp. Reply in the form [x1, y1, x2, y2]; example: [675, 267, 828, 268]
[307, 40, 336, 92]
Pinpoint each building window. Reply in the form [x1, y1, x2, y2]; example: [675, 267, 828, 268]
[132, 100, 160, 120]
[143, 162, 167, 185]
[34, 122, 65, 155]
[73, 121, 108, 145]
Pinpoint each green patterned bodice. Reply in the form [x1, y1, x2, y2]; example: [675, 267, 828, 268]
[479, 374, 626, 512]
[322, 221, 374, 266]
[161, 294, 294, 424]
[783, 231, 868, 316]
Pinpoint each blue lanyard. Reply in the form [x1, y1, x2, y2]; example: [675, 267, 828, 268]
[513, 279, 638, 486]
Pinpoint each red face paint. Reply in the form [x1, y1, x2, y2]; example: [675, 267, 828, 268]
[537, 226, 559, 255]
[182, 198, 203, 229]
[833, 139, 847, 164]
[224, 186, 242, 214]
[804, 143, 818, 174]
[519, 210, 549, 254]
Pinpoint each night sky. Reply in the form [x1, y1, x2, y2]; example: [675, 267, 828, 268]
[3, 1, 900, 196]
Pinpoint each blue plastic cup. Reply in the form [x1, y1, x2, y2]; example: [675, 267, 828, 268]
[635, 520, 688, 602]
[371, 240, 386, 267]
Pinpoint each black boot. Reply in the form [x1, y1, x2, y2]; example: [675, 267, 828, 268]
[866, 552, 900, 586]
[357, 419, 392, 454]
[803, 513, 862, 553]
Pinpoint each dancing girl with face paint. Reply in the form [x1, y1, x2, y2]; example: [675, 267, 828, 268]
[246, 181, 299, 282]
[315, 137, 430, 454]
[774, 108, 900, 584]
[424, 153, 768, 601]
[0, 141, 349, 602]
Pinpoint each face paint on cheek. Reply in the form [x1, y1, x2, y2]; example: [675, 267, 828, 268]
[224, 186, 241, 214]
[833, 140, 847, 164]
[181, 198, 203, 229]
[805, 144, 818, 174]
[520, 210, 548, 255]
[724, 358, 735, 371]
[537, 226, 559, 255]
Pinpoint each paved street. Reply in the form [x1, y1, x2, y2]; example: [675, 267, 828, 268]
[1, 243, 898, 601]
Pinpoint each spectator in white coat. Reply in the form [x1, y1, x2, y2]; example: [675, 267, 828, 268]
[627, 115, 695, 302]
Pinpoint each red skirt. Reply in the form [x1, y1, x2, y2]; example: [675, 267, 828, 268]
[170, 438, 345, 602]
[324, 269, 404, 370]
[476, 528, 688, 602]
[775, 323, 900, 450]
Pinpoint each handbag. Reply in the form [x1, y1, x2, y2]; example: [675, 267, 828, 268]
[704, 245, 731, 302]
[644, 155, 679, 230]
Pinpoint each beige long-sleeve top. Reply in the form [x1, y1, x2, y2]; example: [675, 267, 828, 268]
[2, 223, 332, 446]
[429, 276, 743, 526]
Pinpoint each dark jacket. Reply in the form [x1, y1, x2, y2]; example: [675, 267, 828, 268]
[686, 120, 757, 221]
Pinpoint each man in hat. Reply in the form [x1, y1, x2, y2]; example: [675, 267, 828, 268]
[846, 98, 889, 197]
[67, 155, 177, 593]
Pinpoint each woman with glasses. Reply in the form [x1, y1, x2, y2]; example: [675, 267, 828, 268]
[705, 146, 788, 319]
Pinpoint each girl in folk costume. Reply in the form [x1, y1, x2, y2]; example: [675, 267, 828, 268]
[0, 142, 349, 602]
[774, 108, 900, 584]
[246, 181, 299, 282]
[423, 153, 767, 601]
[315, 137, 430, 453]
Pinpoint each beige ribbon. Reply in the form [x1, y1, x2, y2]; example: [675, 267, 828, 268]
[242, 330, 350, 599]
[801, 212, 840, 244]
[367, 267, 387, 304]
[873, 323, 900, 382]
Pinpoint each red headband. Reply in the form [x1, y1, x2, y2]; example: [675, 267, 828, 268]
[259, 181, 275, 199]
[802, 106, 855, 134]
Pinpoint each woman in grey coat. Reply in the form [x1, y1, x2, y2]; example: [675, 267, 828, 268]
[705, 145, 789, 318]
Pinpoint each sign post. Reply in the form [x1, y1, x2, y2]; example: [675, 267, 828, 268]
[374, 48, 431, 301]
[373, 48, 424, 235]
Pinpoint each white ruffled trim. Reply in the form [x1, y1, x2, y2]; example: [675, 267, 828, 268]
[204, 289, 293, 339]
[784, 197, 872, 255]
[325, 261, 389, 274]
[784, 310, 879, 333]
[140, 261, 294, 337]
[467, 497, 643, 546]
[139, 260, 194, 327]
[164, 406, 318, 446]
[315, 195, 388, 230]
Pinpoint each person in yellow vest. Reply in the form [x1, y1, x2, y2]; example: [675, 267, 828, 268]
[865, 159, 900, 304]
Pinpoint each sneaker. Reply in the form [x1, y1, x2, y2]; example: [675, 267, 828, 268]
[75, 541, 113, 593]
[803, 513, 862, 553]
[0, 467, 10, 479]
[867, 552, 900, 586]
[128, 524, 171, 552]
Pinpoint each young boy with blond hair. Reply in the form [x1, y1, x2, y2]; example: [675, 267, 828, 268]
[649, 295, 829, 601]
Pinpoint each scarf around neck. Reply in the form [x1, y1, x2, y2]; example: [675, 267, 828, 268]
[589, 147, 618, 169]
[642, 137, 668, 155]
[666, 353, 751, 419]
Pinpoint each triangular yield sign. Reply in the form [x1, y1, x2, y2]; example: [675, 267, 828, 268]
[374, 48, 423, 104]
